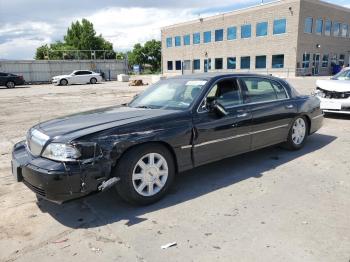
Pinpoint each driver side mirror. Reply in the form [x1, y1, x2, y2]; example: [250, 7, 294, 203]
[207, 98, 228, 117]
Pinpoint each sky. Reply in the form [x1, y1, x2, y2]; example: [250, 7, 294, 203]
[0, 0, 349, 60]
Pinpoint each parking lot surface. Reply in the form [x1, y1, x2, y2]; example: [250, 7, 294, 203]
[0, 77, 349, 262]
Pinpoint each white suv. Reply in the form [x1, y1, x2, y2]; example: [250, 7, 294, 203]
[52, 70, 103, 86]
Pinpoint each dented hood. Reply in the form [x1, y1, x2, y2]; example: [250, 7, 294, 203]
[34, 106, 177, 141]
[316, 79, 350, 92]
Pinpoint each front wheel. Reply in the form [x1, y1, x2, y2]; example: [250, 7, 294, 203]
[60, 79, 68, 86]
[6, 81, 15, 88]
[115, 144, 175, 205]
[284, 116, 308, 150]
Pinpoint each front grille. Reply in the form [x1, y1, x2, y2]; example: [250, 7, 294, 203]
[319, 88, 350, 99]
[23, 179, 46, 197]
[26, 129, 49, 156]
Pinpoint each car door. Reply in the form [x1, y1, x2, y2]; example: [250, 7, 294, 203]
[81, 71, 92, 83]
[192, 77, 252, 166]
[239, 77, 297, 150]
[0, 72, 7, 85]
[70, 71, 81, 84]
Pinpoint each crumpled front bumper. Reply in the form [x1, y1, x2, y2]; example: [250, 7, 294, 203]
[12, 141, 107, 203]
[318, 97, 350, 114]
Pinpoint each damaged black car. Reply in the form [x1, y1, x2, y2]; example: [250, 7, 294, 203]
[12, 73, 323, 205]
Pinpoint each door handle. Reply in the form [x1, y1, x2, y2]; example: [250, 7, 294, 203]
[285, 104, 294, 109]
[237, 112, 249, 118]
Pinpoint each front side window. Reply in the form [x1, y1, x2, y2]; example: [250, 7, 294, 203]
[129, 79, 207, 110]
[241, 56, 251, 69]
[304, 17, 313, 33]
[255, 56, 267, 69]
[183, 35, 190, 46]
[333, 22, 341, 37]
[227, 27, 237, 40]
[167, 61, 173, 70]
[166, 37, 172, 48]
[325, 20, 332, 36]
[302, 53, 310, 68]
[241, 24, 251, 39]
[341, 24, 348, 38]
[256, 22, 268, 37]
[207, 79, 243, 108]
[193, 33, 200, 44]
[315, 19, 323, 35]
[241, 78, 285, 103]
[215, 58, 223, 70]
[204, 31, 211, 43]
[193, 59, 200, 70]
[175, 36, 181, 46]
[321, 54, 329, 68]
[175, 60, 182, 70]
[272, 54, 284, 68]
[273, 19, 286, 34]
[227, 57, 236, 69]
[215, 29, 224, 42]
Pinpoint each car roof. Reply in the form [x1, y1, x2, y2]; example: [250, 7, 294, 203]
[168, 73, 284, 82]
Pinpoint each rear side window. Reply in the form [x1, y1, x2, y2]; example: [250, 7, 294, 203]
[82, 71, 92, 75]
[0, 72, 8, 76]
[241, 78, 285, 103]
[271, 81, 288, 99]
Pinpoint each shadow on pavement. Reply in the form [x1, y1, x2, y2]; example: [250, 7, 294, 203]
[0, 86, 30, 90]
[37, 133, 336, 228]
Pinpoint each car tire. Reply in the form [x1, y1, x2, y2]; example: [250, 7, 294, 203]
[6, 81, 15, 88]
[60, 79, 68, 86]
[90, 78, 97, 84]
[114, 143, 175, 206]
[284, 116, 308, 150]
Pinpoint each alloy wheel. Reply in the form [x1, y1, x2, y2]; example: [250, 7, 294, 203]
[292, 118, 306, 145]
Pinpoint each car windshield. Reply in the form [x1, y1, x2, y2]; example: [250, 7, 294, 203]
[332, 69, 350, 80]
[129, 78, 207, 110]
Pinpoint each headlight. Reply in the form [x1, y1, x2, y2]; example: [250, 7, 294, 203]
[42, 143, 81, 162]
[312, 89, 325, 98]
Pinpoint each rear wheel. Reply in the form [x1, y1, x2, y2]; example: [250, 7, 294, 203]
[6, 81, 15, 88]
[90, 78, 97, 84]
[284, 116, 308, 150]
[115, 144, 175, 205]
[60, 79, 68, 86]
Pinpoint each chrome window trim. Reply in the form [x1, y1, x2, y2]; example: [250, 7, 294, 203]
[196, 76, 291, 114]
[181, 124, 289, 149]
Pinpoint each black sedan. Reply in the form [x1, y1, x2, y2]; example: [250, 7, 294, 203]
[0, 72, 25, 88]
[12, 74, 323, 205]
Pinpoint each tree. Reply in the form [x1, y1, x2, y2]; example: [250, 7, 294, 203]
[127, 40, 161, 73]
[35, 19, 116, 60]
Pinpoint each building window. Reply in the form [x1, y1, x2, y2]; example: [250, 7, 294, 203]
[256, 22, 268, 37]
[325, 20, 332, 36]
[302, 53, 310, 68]
[331, 54, 338, 65]
[333, 22, 341, 37]
[273, 19, 286, 35]
[304, 17, 313, 33]
[193, 59, 200, 70]
[183, 35, 190, 46]
[227, 57, 236, 69]
[341, 24, 348, 38]
[241, 24, 251, 39]
[215, 29, 224, 42]
[321, 54, 329, 68]
[204, 31, 211, 43]
[204, 59, 212, 71]
[167, 61, 173, 70]
[339, 54, 345, 66]
[175, 60, 182, 70]
[227, 27, 237, 40]
[241, 56, 251, 69]
[175, 36, 181, 46]
[166, 37, 172, 48]
[315, 19, 323, 35]
[215, 58, 223, 70]
[183, 60, 191, 70]
[193, 33, 200, 44]
[255, 56, 267, 69]
[272, 54, 285, 68]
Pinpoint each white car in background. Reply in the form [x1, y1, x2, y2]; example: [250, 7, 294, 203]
[52, 70, 102, 86]
[314, 67, 350, 114]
